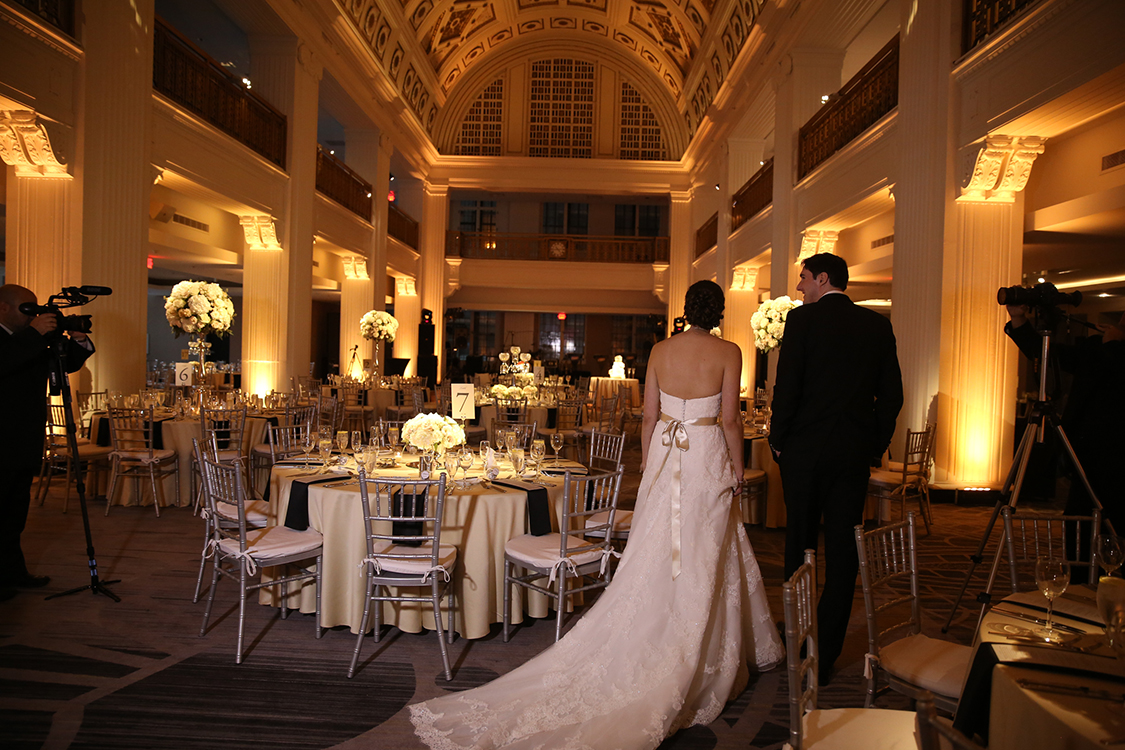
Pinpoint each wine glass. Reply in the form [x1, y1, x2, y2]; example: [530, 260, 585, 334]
[1034, 557, 1071, 642]
[479, 440, 490, 463]
[387, 427, 400, 452]
[317, 434, 334, 472]
[458, 447, 474, 485]
[504, 430, 517, 457]
[511, 448, 526, 477]
[300, 432, 315, 468]
[444, 451, 460, 484]
[530, 439, 546, 479]
[351, 430, 363, 455]
[1100, 533, 1124, 577]
[551, 433, 564, 466]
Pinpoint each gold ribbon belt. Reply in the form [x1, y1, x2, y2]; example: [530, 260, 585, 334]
[655, 412, 720, 579]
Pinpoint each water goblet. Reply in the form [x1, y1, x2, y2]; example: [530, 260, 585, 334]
[444, 451, 460, 485]
[351, 430, 363, 455]
[511, 448, 526, 477]
[1034, 557, 1071, 642]
[458, 447, 474, 485]
[504, 430, 517, 457]
[317, 434, 334, 473]
[1100, 533, 1124, 577]
[550, 433, 564, 466]
[387, 427, 400, 452]
[530, 439, 546, 479]
[479, 440, 490, 463]
[300, 432, 315, 468]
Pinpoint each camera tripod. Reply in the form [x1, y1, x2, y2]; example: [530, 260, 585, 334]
[43, 337, 120, 602]
[942, 324, 1103, 633]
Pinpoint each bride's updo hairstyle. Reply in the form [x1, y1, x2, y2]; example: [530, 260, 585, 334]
[683, 280, 725, 330]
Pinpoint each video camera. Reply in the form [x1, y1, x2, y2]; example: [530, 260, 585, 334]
[996, 282, 1082, 310]
[18, 285, 112, 337]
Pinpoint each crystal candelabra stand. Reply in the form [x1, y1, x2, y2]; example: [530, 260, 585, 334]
[499, 347, 532, 376]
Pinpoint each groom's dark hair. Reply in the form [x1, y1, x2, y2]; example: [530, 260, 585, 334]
[802, 253, 849, 290]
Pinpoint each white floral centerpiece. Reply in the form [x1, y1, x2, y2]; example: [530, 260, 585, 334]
[360, 310, 398, 341]
[506, 385, 524, 399]
[522, 384, 538, 399]
[402, 413, 466, 456]
[164, 281, 235, 337]
[490, 384, 508, 400]
[751, 296, 802, 352]
[514, 372, 536, 387]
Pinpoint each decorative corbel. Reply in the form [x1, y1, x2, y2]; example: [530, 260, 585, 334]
[652, 262, 670, 304]
[395, 276, 417, 297]
[959, 136, 1045, 203]
[445, 257, 463, 297]
[239, 215, 282, 251]
[797, 230, 838, 263]
[342, 255, 369, 280]
[730, 266, 759, 292]
[0, 110, 70, 177]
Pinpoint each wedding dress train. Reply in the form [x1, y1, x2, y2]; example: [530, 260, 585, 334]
[410, 391, 783, 750]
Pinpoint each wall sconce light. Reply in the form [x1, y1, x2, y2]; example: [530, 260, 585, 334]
[242, 77, 252, 89]
[820, 94, 829, 103]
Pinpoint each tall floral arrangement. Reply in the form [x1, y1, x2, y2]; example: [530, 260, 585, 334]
[360, 310, 399, 341]
[402, 413, 466, 455]
[164, 281, 235, 337]
[751, 296, 801, 352]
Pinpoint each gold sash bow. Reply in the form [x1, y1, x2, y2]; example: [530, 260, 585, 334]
[655, 412, 720, 579]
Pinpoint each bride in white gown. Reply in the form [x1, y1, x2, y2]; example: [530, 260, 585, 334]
[411, 280, 782, 749]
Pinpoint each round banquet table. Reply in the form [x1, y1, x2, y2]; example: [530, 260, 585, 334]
[588, 376, 639, 406]
[91, 412, 270, 507]
[260, 457, 589, 639]
[955, 586, 1125, 748]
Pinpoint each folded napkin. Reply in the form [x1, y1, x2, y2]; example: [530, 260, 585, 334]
[492, 478, 552, 536]
[484, 447, 499, 477]
[1007, 589, 1103, 627]
[284, 474, 349, 530]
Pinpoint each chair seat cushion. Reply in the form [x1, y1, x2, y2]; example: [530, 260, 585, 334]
[585, 509, 631, 535]
[368, 540, 457, 578]
[880, 633, 972, 699]
[60, 444, 114, 459]
[505, 533, 604, 570]
[215, 499, 271, 527]
[799, 707, 918, 750]
[743, 468, 767, 484]
[114, 449, 177, 463]
[251, 443, 272, 456]
[218, 526, 322, 566]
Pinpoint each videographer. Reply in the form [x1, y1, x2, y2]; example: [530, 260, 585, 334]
[1005, 303, 1125, 535]
[0, 284, 94, 601]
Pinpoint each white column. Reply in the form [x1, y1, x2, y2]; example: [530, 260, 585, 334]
[394, 277, 421, 376]
[728, 267, 760, 392]
[339, 127, 381, 375]
[250, 38, 321, 386]
[666, 190, 693, 330]
[938, 136, 1044, 486]
[419, 181, 449, 380]
[80, 0, 154, 394]
[240, 216, 286, 395]
[892, 0, 955, 452]
[768, 49, 844, 385]
[0, 110, 77, 300]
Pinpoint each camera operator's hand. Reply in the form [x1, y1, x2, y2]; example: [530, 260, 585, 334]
[1006, 304, 1030, 328]
[29, 313, 58, 337]
[68, 330, 88, 342]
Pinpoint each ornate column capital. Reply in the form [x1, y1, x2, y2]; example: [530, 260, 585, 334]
[342, 255, 369, 280]
[424, 180, 449, 199]
[959, 135, 1046, 203]
[395, 276, 417, 296]
[0, 110, 69, 177]
[239, 215, 282, 251]
[730, 266, 759, 291]
[797, 229, 838, 263]
[445, 257, 463, 297]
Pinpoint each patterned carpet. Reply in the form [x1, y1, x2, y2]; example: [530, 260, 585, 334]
[1, 444, 1024, 749]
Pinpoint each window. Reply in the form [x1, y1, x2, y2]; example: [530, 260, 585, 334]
[538, 313, 585, 358]
[614, 205, 637, 236]
[529, 59, 595, 158]
[543, 203, 565, 234]
[543, 202, 588, 234]
[473, 312, 498, 355]
[460, 200, 498, 232]
[638, 205, 662, 237]
[454, 79, 504, 156]
[619, 81, 668, 160]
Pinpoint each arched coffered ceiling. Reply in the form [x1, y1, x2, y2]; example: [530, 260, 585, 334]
[334, 0, 767, 139]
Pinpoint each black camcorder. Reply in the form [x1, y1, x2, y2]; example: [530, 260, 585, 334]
[18, 285, 112, 338]
[996, 282, 1082, 310]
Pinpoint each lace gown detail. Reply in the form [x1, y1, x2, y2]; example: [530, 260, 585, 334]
[411, 391, 783, 750]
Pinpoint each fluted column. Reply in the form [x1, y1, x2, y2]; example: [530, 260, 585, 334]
[394, 277, 421, 376]
[419, 181, 449, 380]
[250, 38, 321, 386]
[728, 267, 760, 392]
[666, 190, 693, 329]
[0, 110, 77, 301]
[938, 136, 1044, 486]
[892, 0, 954, 455]
[80, 1, 154, 393]
[340, 127, 382, 374]
[241, 216, 286, 395]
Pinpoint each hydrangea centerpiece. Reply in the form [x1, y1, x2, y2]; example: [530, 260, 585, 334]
[751, 296, 802, 352]
[164, 281, 235, 337]
[401, 413, 466, 455]
[360, 310, 399, 341]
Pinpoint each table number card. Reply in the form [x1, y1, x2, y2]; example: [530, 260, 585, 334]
[451, 384, 475, 421]
[533, 365, 545, 384]
[175, 362, 195, 386]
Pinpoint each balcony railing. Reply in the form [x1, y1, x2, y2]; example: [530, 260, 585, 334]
[963, 0, 1039, 54]
[731, 159, 773, 232]
[8, 0, 73, 36]
[388, 203, 419, 250]
[153, 19, 287, 169]
[798, 34, 899, 180]
[695, 213, 718, 258]
[447, 232, 669, 264]
[316, 147, 372, 220]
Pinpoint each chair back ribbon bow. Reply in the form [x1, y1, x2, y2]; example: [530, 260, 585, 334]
[654, 411, 720, 579]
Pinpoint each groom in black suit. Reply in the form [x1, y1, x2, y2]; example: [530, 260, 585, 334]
[0, 284, 95, 600]
[769, 253, 903, 680]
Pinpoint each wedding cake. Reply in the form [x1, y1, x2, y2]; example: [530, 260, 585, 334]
[609, 355, 626, 379]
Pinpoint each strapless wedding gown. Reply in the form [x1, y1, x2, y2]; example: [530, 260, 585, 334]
[410, 391, 782, 749]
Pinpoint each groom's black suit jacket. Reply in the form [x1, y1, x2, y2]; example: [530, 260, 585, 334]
[769, 292, 903, 473]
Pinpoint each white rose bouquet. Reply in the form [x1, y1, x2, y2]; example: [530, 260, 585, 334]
[360, 310, 398, 342]
[751, 296, 802, 352]
[164, 281, 235, 337]
[522, 385, 538, 399]
[490, 384, 508, 399]
[402, 413, 466, 454]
